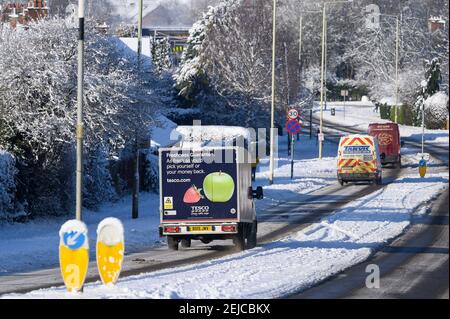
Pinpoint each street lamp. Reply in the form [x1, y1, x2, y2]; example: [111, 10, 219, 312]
[132, 0, 144, 219]
[375, 13, 400, 124]
[318, 0, 353, 160]
[269, 0, 277, 185]
[75, 0, 85, 221]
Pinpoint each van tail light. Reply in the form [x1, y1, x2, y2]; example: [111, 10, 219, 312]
[164, 226, 180, 233]
[222, 225, 237, 232]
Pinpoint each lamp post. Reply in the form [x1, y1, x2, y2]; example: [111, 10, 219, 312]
[75, 0, 85, 221]
[269, 0, 277, 185]
[375, 13, 400, 123]
[132, 0, 143, 219]
[319, 0, 353, 160]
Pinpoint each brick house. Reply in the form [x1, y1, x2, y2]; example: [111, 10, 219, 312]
[0, 0, 48, 29]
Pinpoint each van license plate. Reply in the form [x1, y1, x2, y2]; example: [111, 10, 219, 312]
[188, 226, 213, 232]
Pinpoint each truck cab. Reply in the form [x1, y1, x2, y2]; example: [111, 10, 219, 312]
[368, 123, 403, 168]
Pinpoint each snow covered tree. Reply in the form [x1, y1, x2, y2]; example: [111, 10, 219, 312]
[175, 0, 291, 127]
[152, 37, 173, 75]
[83, 146, 116, 210]
[0, 17, 157, 217]
[202, 0, 274, 127]
[174, 3, 221, 102]
[414, 58, 442, 126]
[0, 150, 17, 220]
[424, 92, 449, 129]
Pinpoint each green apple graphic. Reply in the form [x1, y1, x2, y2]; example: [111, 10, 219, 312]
[203, 171, 235, 202]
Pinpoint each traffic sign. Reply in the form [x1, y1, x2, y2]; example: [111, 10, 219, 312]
[287, 108, 299, 120]
[59, 220, 89, 292]
[318, 133, 325, 141]
[286, 119, 301, 135]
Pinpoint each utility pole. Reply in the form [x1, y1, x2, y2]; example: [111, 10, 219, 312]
[376, 13, 403, 123]
[324, 15, 328, 111]
[421, 97, 425, 154]
[269, 0, 277, 185]
[394, 16, 400, 123]
[298, 15, 302, 68]
[284, 42, 290, 155]
[319, 1, 353, 160]
[297, 15, 303, 142]
[319, 4, 326, 160]
[132, 0, 143, 219]
[75, 0, 85, 221]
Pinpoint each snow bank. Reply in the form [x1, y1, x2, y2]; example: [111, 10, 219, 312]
[0, 192, 161, 274]
[118, 37, 152, 58]
[10, 172, 448, 299]
[0, 150, 16, 218]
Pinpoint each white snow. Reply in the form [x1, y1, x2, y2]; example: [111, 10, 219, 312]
[176, 125, 254, 147]
[97, 218, 124, 246]
[118, 37, 152, 59]
[8, 171, 448, 299]
[150, 114, 181, 148]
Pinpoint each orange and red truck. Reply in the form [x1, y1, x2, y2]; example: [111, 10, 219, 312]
[367, 123, 404, 168]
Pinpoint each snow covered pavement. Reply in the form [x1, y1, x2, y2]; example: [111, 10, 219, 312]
[5, 171, 448, 299]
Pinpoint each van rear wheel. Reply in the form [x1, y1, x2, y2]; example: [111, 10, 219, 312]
[180, 239, 191, 248]
[233, 228, 246, 251]
[167, 236, 179, 251]
[376, 176, 382, 185]
[396, 156, 402, 169]
[246, 221, 257, 249]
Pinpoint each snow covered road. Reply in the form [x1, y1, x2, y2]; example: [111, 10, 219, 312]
[5, 170, 447, 299]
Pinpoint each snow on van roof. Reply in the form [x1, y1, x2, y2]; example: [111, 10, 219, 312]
[176, 126, 254, 147]
[150, 115, 181, 148]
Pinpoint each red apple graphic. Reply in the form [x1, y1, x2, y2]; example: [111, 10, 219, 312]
[183, 185, 203, 204]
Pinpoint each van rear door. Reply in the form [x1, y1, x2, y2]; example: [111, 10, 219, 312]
[338, 136, 377, 174]
[368, 123, 400, 163]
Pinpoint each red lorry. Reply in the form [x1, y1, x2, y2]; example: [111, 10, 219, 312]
[368, 123, 404, 168]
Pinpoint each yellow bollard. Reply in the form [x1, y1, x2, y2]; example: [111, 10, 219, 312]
[96, 218, 125, 285]
[59, 220, 89, 293]
[419, 158, 427, 178]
